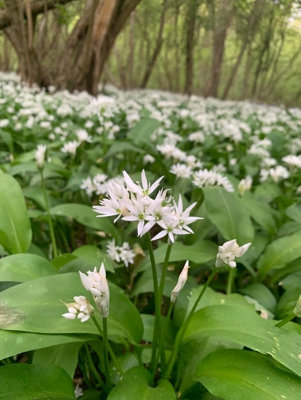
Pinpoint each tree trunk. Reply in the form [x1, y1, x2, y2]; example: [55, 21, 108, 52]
[140, 0, 168, 89]
[203, 0, 233, 98]
[221, 0, 265, 100]
[184, 0, 199, 95]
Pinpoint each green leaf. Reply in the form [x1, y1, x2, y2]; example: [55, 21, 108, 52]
[72, 245, 115, 273]
[184, 304, 301, 377]
[155, 240, 217, 265]
[33, 342, 82, 378]
[196, 349, 301, 400]
[281, 271, 301, 291]
[240, 283, 277, 313]
[241, 193, 275, 233]
[285, 203, 301, 223]
[0, 329, 91, 360]
[105, 141, 145, 158]
[127, 118, 160, 145]
[0, 173, 32, 253]
[203, 187, 254, 243]
[0, 363, 75, 400]
[50, 203, 118, 239]
[0, 272, 143, 343]
[0, 254, 56, 282]
[258, 231, 301, 280]
[107, 366, 176, 400]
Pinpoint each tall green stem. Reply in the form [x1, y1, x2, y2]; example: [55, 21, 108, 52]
[275, 313, 295, 327]
[39, 168, 58, 258]
[92, 316, 123, 377]
[84, 344, 104, 386]
[226, 268, 235, 295]
[164, 269, 217, 380]
[158, 243, 173, 308]
[102, 318, 111, 385]
[147, 233, 166, 375]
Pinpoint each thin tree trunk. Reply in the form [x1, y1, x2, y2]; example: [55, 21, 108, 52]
[184, 0, 199, 95]
[203, 0, 233, 98]
[140, 0, 168, 89]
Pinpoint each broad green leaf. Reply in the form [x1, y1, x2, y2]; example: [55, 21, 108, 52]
[179, 337, 242, 393]
[0, 329, 91, 360]
[127, 118, 160, 145]
[0, 254, 56, 282]
[155, 240, 217, 265]
[281, 271, 301, 291]
[72, 245, 115, 273]
[0, 173, 32, 254]
[203, 187, 254, 243]
[50, 203, 118, 239]
[174, 285, 248, 327]
[0, 363, 75, 400]
[241, 193, 275, 233]
[276, 288, 301, 319]
[105, 141, 145, 158]
[196, 349, 301, 400]
[184, 304, 301, 377]
[285, 203, 301, 223]
[33, 342, 82, 378]
[107, 366, 176, 400]
[0, 272, 143, 343]
[258, 231, 301, 280]
[240, 283, 277, 313]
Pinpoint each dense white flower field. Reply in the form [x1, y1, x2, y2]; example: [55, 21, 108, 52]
[0, 72, 300, 400]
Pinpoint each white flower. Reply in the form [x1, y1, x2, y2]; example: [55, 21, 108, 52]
[76, 129, 92, 143]
[35, 144, 46, 168]
[215, 239, 251, 268]
[238, 176, 252, 196]
[79, 263, 110, 317]
[123, 170, 163, 196]
[170, 163, 192, 179]
[152, 217, 189, 243]
[171, 261, 189, 302]
[107, 240, 135, 267]
[62, 296, 94, 322]
[62, 141, 79, 155]
[269, 165, 289, 182]
[143, 154, 155, 164]
[173, 195, 202, 233]
[282, 155, 301, 169]
[74, 384, 83, 398]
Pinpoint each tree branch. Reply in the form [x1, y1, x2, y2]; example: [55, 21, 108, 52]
[0, 0, 75, 30]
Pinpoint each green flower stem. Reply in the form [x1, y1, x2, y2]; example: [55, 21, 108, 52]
[226, 267, 235, 295]
[147, 233, 166, 376]
[39, 168, 58, 258]
[164, 268, 217, 380]
[275, 313, 296, 327]
[102, 318, 111, 385]
[84, 344, 104, 386]
[158, 243, 173, 309]
[91, 316, 123, 377]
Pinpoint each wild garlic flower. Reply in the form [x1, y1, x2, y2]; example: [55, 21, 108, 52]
[62, 296, 94, 322]
[215, 239, 251, 268]
[35, 144, 46, 168]
[170, 163, 192, 179]
[282, 155, 301, 169]
[76, 129, 92, 143]
[93, 170, 201, 243]
[193, 169, 234, 192]
[62, 140, 79, 155]
[79, 263, 110, 317]
[171, 261, 189, 303]
[238, 176, 252, 196]
[107, 240, 135, 267]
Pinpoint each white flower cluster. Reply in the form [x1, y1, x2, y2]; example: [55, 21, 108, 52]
[62, 296, 94, 322]
[80, 173, 108, 197]
[93, 170, 201, 243]
[193, 169, 234, 192]
[215, 239, 251, 268]
[282, 154, 301, 168]
[107, 240, 135, 267]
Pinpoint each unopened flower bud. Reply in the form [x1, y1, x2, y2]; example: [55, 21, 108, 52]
[35, 144, 46, 168]
[79, 263, 110, 317]
[171, 260, 189, 303]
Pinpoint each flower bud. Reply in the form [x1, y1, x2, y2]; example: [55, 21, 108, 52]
[171, 261, 189, 303]
[62, 296, 94, 322]
[215, 239, 251, 268]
